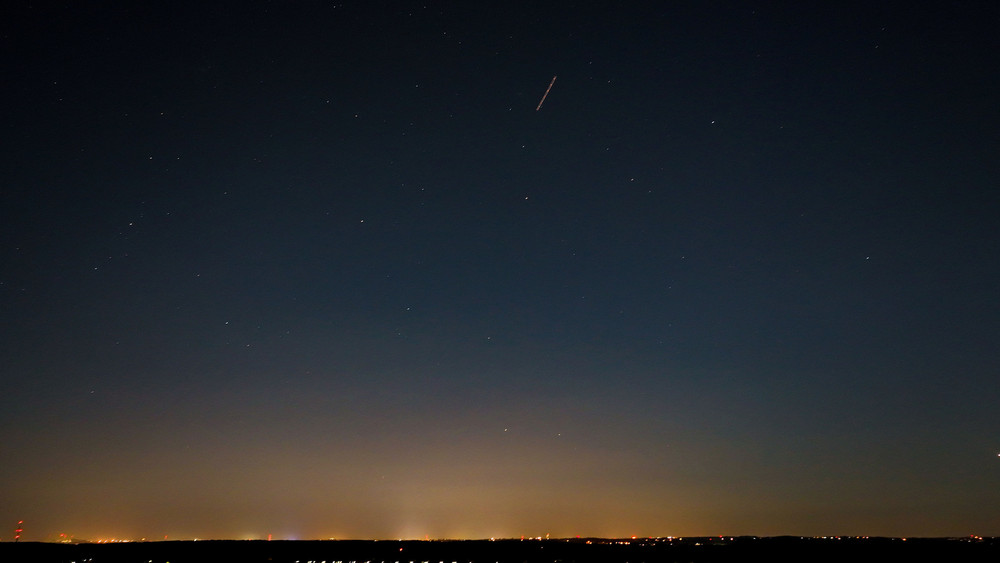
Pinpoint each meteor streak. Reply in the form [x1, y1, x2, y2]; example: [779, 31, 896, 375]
[536, 75, 557, 111]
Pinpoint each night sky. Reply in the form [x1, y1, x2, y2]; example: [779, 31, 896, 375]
[2, 1, 999, 541]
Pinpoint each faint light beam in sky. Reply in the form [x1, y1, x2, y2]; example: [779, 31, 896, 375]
[536, 75, 557, 111]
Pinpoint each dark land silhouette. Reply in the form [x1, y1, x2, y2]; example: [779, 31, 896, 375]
[3, 536, 999, 563]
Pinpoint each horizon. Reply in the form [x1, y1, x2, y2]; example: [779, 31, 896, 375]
[6, 533, 993, 543]
[5, 535, 997, 563]
[4, 522, 994, 544]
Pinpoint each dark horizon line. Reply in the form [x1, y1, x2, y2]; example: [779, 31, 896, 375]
[11, 535, 995, 543]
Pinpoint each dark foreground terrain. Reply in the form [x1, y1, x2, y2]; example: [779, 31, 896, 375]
[3, 537, 998, 563]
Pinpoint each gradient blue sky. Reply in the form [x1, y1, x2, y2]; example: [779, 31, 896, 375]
[2, 1, 999, 541]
